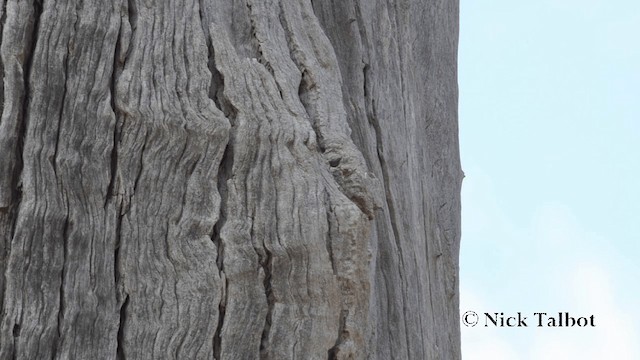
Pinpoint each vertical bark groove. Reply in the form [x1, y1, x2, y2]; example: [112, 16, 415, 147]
[115, 294, 128, 360]
[258, 249, 274, 360]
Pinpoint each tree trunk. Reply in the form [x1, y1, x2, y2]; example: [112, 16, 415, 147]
[0, 0, 462, 359]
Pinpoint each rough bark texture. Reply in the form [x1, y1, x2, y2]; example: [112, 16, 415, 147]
[0, 0, 462, 359]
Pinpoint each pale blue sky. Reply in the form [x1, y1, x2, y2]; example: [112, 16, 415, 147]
[459, 0, 639, 358]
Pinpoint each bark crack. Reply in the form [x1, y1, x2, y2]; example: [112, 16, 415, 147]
[258, 247, 274, 360]
[116, 294, 129, 360]
[110, 6, 132, 358]
[212, 268, 225, 360]
[362, 63, 369, 99]
[245, 0, 275, 78]
[56, 215, 69, 352]
[206, 42, 233, 360]
[114, 199, 125, 359]
[211, 192, 228, 359]
[327, 309, 349, 360]
[127, 0, 137, 35]
[212, 136, 231, 359]
[105, 19, 125, 208]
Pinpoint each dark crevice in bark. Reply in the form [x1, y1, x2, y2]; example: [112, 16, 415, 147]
[213, 134, 232, 261]
[127, 0, 137, 34]
[56, 217, 69, 355]
[110, 12, 130, 360]
[259, 140, 277, 360]
[106, 21, 125, 208]
[353, 1, 370, 85]
[207, 52, 224, 112]
[113, 152, 126, 359]
[244, 1, 264, 66]
[116, 294, 129, 360]
[204, 41, 224, 113]
[52, 43, 71, 178]
[11, 324, 19, 360]
[114, 191, 125, 359]
[297, 68, 315, 122]
[215, 79, 237, 120]
[327, 309, 349, 360]
[210, 67, 233, 360]
[277, 1, 317, 129]
[211, 219, 225, 273]
[362, 63, 369, 98]
[210, 72, 233, 360]
[258, 248, 274, 360]
[325, 195, 337, 275]
[105, 117, 121, 208]
[113, 209, 123, 282]
[212, 268, 225, 360]
[197, 0, 237, 120]
[244, 0, 281, 100]
[212, 155, 228, 360]
[12, 323, 19, 337]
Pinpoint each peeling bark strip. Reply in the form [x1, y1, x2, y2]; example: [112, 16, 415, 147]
[0, 0, 461, 359]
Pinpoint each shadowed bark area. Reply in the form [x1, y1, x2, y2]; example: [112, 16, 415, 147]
[0, 0, 462, 359]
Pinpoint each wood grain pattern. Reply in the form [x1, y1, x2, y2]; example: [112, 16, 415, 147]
[0, 0, 462, 358]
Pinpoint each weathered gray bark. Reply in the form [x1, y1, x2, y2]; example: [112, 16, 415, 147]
[0, 0, 462, 359]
